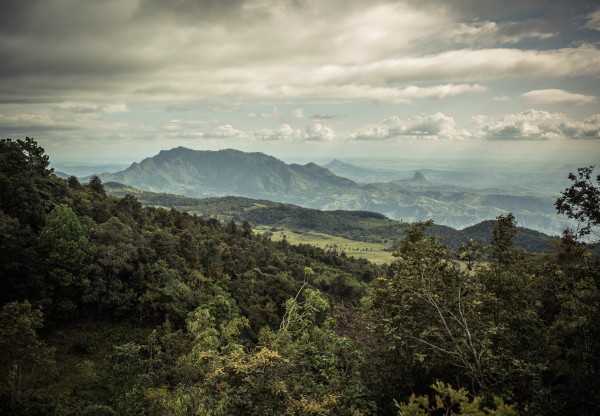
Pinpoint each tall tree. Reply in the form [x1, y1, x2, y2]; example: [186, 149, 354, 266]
[556, 165, 600, 240]
[0, 138, 52, 230]
[489, 213, 517, 266]
[38, 204, 95, 288]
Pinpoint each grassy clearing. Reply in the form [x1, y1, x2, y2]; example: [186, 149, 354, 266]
[256, 226, 395, 265]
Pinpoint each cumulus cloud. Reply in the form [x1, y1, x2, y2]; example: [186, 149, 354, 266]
[350, 113, 460, 141]
[521, 89, 596, 105]
[292, 108, 304, 119]
[473, 110, 600, 140]
[254, 124, 301, 141]
[558, 114, 600, 140]
[304, 122, 336, 141]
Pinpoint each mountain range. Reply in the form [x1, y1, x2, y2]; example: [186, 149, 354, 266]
[95, 147, 572, 236]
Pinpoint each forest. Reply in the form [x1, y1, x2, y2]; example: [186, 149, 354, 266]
[0, 138, 598, 415]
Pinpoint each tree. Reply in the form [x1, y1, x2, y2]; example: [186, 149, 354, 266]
[0, 138, 52, 230]
[138, 277, 373, 415]
[365, 221, 500, 411]
[0, 211, 41, 304]
[489, 213, 517, 266]
[556, 165, 600, 240]
[39, 204, 95, 287]
[67, 175, 83, 190]
[88, 175, 106, 196]
[0, 301, 56, 404]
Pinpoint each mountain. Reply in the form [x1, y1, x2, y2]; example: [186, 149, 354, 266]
[98, 147, 355, 204]
[96, 148, 571, 236]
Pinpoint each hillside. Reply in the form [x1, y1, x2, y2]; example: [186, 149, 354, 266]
[105, 182, 557, 253]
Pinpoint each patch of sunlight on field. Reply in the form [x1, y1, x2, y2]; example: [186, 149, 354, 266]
[255, 226, 395, 265]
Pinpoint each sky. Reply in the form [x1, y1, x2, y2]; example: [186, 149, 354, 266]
[1, 0, 600, 165]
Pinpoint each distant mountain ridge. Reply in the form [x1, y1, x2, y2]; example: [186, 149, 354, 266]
[99, 147, 355, 201]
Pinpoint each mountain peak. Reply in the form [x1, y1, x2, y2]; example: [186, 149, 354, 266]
[97, 147, 357, 200]
[413, 171, 427, 182]
[325, 159, 351, 169]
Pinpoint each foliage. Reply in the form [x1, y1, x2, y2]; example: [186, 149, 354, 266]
[0, 137, 53, 230]
[556, 165, 600, 239]
[395, 381, 518, 416]
[39, 204, 95, 287]
[489, 213, 518, 266]
[365, 221, 501, 409]
[0, 301, 56, 412]
[364, 216, 599, 414]
[136, 285, 373, 415]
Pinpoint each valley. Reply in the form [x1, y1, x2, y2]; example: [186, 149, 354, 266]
[104, 182, 558, 255]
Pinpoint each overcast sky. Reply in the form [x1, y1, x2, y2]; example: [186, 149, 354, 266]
[1, 0, 599, 164]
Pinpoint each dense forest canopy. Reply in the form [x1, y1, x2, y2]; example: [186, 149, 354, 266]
[0, 138, 598, 415]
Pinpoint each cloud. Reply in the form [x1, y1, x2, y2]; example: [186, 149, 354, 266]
[350, 113, 460, 141]
[316, 45, 600, 86]
[350, 110, 600, 142]
[200, 124, 245, 139]
[254, 124, 301, 141]
[448, 20, 554, 46]
[558, 114, 600, 140]
[304, 122, 336, 141]
[311, 114, 338, 120]
[296, 83, 487, 103]
[0, 0, 599, 164]
[474, 109, 565, 140]
[0, 112, 82, 134]
[57, 102, 130, 113]
[260, 107, 280, 118]
[585, 8, 600, 31]
[473, 109, 600, 140]
[493, 95, 512, 101]
[521, 89, 596, 105]
[3, 0, 592, 106]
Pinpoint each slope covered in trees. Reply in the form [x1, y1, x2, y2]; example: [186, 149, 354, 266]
[1, 138, 599, 415]
[105, 183, 557, 253]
